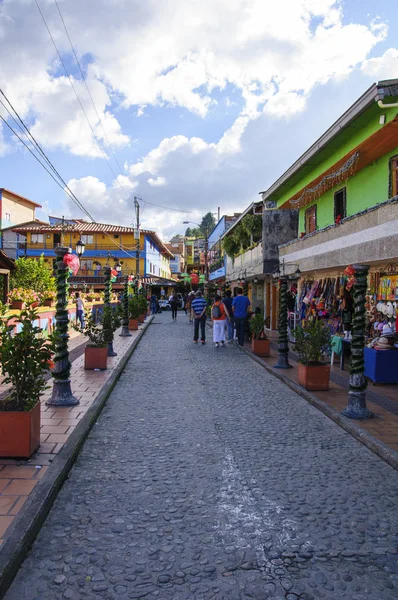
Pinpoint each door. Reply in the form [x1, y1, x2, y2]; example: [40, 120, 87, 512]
[53, 233, 61, 247]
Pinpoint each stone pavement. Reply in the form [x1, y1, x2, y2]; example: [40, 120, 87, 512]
[5, 312, 398, 600]
[0, 324, 147, 547]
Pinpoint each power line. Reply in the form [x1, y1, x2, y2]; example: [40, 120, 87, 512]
[36, 0, 193, 217]
[53, 0, 125, 175]
[34, 0, 120, 182]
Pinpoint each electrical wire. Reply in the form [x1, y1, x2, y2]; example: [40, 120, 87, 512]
[37, 0, 193, 216]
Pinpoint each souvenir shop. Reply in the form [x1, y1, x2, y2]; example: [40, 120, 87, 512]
[293, 263, 398, 383]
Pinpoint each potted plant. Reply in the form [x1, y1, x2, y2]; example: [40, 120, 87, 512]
[74, 310, 108, 370]
[137, 294, 148, 322]
[128, 296, 141, 330]
[293, 320, 331, 390]
[40, 290, 56, 307]
[249, 313, 270, 357]
[0, 306, 54, 457]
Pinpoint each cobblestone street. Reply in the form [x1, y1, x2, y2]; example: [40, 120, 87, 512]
[5, 313, 398, 600]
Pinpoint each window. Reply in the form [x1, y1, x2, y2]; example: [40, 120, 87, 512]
[304, 205, 317, 234]
[5, 213, 10, 222]
[81, 235, 94, 245]
[113, 234, 119, 239]
[80, 260, 93, 271]
[334, 188, 346, 221]
[31, 234, 44, 244]
[390, 155, 398, 198]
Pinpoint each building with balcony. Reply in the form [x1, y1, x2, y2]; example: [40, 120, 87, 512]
[12, 220, 175, 291]
[166, 237, 186, 276]
[0, 188, 43, 259]
[260, 78, 398, 326]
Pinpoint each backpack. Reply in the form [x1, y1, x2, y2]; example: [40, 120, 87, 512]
[211, 303, 222, 319]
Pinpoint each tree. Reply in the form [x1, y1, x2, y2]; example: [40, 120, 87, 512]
[185, 227, 193, 237]
[200, 212, 216, 236]
[10, 255, 56, 293]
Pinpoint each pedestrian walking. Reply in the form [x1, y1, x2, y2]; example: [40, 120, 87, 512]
[212, 294, 229, 348]
[150, 293, 158, 315]
[75, 292, 85, 328]
[222, 289, 234, 342]
[232, 287, 251, 346]
[169, 291, 179, 320]
[185, 291, 194, 322]
[191, 290, 207, 344]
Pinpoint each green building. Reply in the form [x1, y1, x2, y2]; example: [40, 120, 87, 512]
[260, 79, 398, 327]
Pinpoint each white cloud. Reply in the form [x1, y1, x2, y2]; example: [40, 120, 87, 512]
[361, 48, 398, 78]
[148, 176, 167, 187]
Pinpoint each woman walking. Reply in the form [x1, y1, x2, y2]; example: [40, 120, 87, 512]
[212, 294, 229, 348]
[169, 291, 179, 321]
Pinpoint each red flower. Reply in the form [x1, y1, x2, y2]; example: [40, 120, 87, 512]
[47, 359, 55, 370]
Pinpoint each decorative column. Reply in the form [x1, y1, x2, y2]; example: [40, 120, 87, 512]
[274, 276, 292, 369]
[47, 246, 79, 406]
[103, 265, 117, 357]
[120, 276, 132, 337]
[342, 264, 373, 419]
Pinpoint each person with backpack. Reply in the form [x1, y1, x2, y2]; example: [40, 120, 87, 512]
[212, 294, 229, 348]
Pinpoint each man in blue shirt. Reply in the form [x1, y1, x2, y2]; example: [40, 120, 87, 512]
[232, 287, 251, 346]
[191, 291, 207, 344]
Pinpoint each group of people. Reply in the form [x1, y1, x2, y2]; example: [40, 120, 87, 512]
[187, 287, 251, 347]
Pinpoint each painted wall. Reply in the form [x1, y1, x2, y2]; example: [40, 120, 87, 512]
[275, 103, 398, 210]
[208, 217, 226, 248]
[297, 146, 398, 232]
[1, 191, 35, 230]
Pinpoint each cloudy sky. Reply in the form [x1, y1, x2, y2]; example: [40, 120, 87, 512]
[0, 0, 397, 240]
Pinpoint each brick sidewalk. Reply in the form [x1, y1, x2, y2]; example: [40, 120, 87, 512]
[0, 323, 149, 546]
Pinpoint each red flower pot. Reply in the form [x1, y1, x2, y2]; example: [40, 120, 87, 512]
[298, 363, 330, 391]
[11, 301, 24, 310]
[128, 318, 139, 330]
[0, 402, 41, 458]
[84, 346, 108, 370]
[43, 300, 53, 307]
[251, 338, 271, 357]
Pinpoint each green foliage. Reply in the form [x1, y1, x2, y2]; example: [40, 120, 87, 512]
[74, 306, 121, 347]
[10, 255, 56, 294]
[249, 314, 268, 340]
[223, 235, 240, 258]
[102, 304, 122, 344]
[0, 306, 55, 411]
[128, 296, 142, 319]
[200, 212, 216, 235]
[293, 320, 331, 366]
[137, 294, 148, 314]
[241, 214, 262, 241]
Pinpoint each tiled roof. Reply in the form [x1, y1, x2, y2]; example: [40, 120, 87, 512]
[12, 221, 174, 257]
[0, 188, 42, 208]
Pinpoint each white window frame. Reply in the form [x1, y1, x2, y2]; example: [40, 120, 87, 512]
[31, 233, 44, 244]
[81, 234, 94, 245]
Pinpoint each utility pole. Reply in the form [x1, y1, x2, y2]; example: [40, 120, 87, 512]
[134, 196, 140, 282]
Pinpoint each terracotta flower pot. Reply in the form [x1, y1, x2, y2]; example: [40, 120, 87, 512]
[43, 300, 53, 307]
[252, 338, 271, 357]
[84, 346, 108, 370]
[0, 402, 41, 458]
[31, 302, 39, 308]
[298, 363, 330, 391]
[11, 301, 24, 310]
[138, 313, 145, 323]
[128, 318, 139, 330]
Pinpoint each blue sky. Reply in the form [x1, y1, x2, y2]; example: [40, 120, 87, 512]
[0, 0, 397, 239]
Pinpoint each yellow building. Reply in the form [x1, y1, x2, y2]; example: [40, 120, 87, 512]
[13, 220, 175, 290]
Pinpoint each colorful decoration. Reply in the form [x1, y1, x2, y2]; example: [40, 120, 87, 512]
[191, 273, 199, 285]
[291, 152, 359, 209]
[342, 264, 373, 420]
[275, 277, 291, 369]
[344, 264, 357, 290]
[62, 253, 80, 276]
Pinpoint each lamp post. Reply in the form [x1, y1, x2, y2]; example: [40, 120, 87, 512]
[273, 259, 301, 370]
[342, 264, 373, 419]
[103, 262, 117, 357]
[120, 273, 132, 337]
[76, 239, 86, 263]
[47, 244, 79, 406]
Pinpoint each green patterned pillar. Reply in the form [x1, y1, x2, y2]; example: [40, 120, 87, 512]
[120, 277, 132, 337]
[47, 246, 79, 406]
[274, 276, 292, 369]
[103, 265, 117, 356]
[342, 264, 373, 419]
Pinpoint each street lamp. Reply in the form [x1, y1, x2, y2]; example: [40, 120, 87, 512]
[76, 239, 85, 260]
